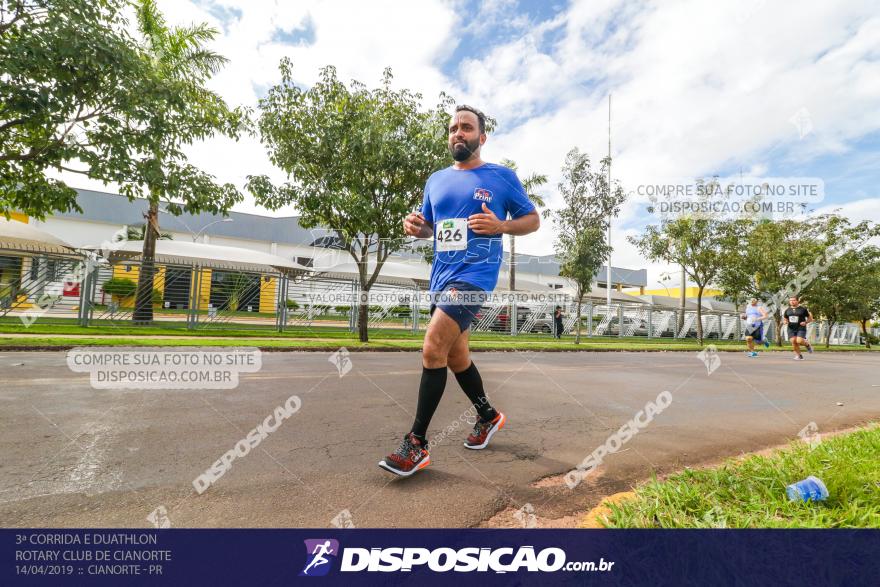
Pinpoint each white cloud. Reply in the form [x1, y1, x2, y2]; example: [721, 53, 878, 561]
[49, 0, 879, 280]
[477, 0, 880, 282]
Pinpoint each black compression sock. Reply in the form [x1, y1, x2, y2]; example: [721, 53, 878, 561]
[453, 361, 497, 422]
[410, 366, 448, 440]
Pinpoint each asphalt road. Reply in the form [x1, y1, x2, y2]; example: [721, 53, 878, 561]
[0, 349, 877, 528]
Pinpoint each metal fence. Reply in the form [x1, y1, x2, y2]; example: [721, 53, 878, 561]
[0, 247, 870, 344]
[83, 259, 288, 332]
[0, 251, 91, 326]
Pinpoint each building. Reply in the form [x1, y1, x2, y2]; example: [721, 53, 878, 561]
[6, 188, 647, 310]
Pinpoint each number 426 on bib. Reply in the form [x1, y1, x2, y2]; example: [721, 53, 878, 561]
[436, 218, 467, 251]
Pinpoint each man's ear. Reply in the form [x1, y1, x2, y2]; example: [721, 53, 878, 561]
[479, 133, 487, 146]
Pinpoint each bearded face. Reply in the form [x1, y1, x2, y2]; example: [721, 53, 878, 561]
[449, 135, 481, 162]
[447, 111, 484, 162]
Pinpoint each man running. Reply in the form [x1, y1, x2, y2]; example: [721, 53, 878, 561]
[781, 296, 814, 360]
[742, 297, 770, 357]
[378, 105, 540, 476]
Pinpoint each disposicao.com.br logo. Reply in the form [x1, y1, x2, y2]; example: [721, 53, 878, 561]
[300, 539, 339, 577]
[300, 540, 614, 575]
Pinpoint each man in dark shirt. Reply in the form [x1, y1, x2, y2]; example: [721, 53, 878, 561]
[554, 306, 564, 339]
[781, 295, 814, 360]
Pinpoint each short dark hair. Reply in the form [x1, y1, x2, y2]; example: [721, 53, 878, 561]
[454, 104, 486, 134]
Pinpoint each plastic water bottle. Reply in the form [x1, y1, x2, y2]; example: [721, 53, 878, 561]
[785, 476, 829, 502]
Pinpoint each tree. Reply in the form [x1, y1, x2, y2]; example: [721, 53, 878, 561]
[852, 254, 880, 348]
[248, 61, 452, 342]
[101, 277, 137, 298]
[630, 215, 732, 345]
[127, 0, 246, 323]
[415, 242, 434, 266]
[1, 0, 246, 324]
[499, 159, 547, 291]
[806, 218, 880, 347]
[116, 224, 172, 242]
[1, 0, 152, 216]
[716, 217, 826, 345]
[549, 148, 625, 344]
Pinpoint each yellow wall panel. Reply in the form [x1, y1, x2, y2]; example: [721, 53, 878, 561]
[259, 275, 277, 313]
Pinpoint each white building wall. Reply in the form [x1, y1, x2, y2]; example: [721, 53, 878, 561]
[30, 216, 578, 292]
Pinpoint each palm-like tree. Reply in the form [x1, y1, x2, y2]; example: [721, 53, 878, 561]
[500, 159, 547, 291]
[131, 0, 228, 323]
[117, 224, 173, 242]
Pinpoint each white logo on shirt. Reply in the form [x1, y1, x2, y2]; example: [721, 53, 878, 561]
[473, 188, 492, 202]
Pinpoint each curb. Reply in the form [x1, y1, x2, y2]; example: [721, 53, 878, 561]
[0, 344, 873, 354]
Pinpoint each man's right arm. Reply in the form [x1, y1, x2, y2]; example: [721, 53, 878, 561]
[404, 211, 433, 239]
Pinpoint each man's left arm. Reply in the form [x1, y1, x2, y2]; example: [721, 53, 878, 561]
[502, 209, 540, 236]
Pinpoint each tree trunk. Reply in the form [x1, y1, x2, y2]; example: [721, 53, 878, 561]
[695, 285, 704, 345]
[574, 293, 582, 345]
[825, 319, 833, 349]
[133, 202, 158, 324]
[358, 286, 369, 343]
[861, 319, 871, 348]
[509, 234, 516, 291]
[775, 309, 783, 346]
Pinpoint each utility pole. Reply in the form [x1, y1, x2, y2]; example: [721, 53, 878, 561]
[679, 263, 686, 330]
[606, 94, 612, 309]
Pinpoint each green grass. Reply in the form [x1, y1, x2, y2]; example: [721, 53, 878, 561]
[604, 424, 880, 528]
[1, 319, 875, 351]
[1, 334, 874, 352]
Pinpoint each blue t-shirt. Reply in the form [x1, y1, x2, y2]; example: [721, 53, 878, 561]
[745, 304, 764, 326]
[421, 162, 535, 294]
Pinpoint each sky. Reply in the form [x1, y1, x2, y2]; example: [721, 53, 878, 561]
[57, 0, 880, 290]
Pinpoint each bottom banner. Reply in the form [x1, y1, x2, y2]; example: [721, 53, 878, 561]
[4, 529, 877, 586]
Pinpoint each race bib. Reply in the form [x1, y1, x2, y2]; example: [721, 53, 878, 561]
[788, 315, 800, 323]
[436, 218, 467, 252]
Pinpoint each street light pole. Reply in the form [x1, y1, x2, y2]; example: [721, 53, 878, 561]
[158, 208, 232, 242]
[606, 93, 612, 309]
[191, 218, 233, 242]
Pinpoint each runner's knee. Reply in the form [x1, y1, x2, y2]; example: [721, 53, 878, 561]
[422, 339, 447, 367]
[447, 346, 470, 372]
